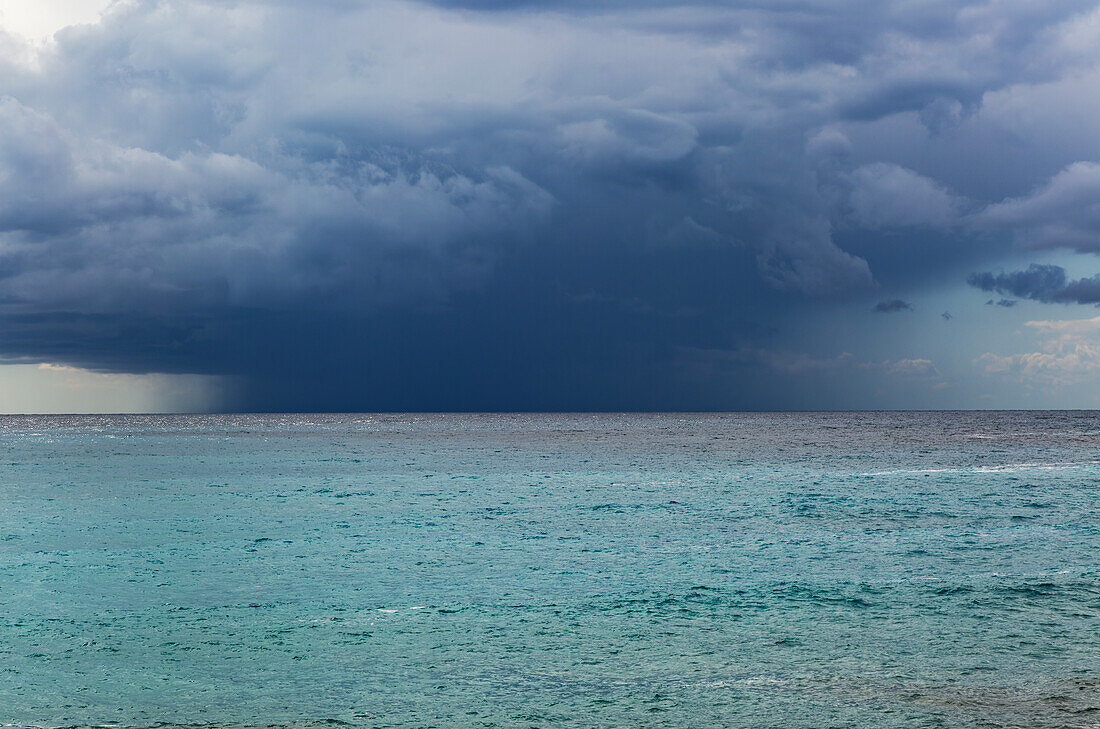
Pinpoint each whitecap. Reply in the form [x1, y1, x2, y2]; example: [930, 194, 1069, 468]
[858, 460, 1100, 477]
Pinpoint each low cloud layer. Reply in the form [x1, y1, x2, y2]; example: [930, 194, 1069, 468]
[977, 316, 1100, 386]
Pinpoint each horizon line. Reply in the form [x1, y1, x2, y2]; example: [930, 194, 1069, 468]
[1, 408, 1098, 417]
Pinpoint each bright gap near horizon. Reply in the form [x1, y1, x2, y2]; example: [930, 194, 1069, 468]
[0, 364, 227, 414]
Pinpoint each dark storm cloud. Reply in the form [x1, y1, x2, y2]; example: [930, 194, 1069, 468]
[967, 264, 1100, 305]
[967, 265, 1069, 301]
[874, 299, 913, 313]
[1, 0, 1100, 408]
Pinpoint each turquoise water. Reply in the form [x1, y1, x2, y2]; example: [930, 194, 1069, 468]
[1, 412, 1098, 728]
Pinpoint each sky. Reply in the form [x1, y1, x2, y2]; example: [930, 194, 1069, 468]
[2, 0, 1100, 412]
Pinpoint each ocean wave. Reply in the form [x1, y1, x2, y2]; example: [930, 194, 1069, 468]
[858, 461, 1100, 476]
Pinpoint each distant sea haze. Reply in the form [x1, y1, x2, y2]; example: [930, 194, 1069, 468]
[2, 412, 1099, 728]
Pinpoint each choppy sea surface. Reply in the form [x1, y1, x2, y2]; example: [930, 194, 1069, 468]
[1, 412, 1099, 729]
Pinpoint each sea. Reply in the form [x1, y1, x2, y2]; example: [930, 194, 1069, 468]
[1, 412, 1098, 728]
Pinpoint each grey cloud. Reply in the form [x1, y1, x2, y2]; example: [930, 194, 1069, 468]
[975, 162, 1100, 252]
[752, 215, 875, 297]
[556, 110, 698, 167]
[874, 299, 914, 313]
[967, 264, 1068, 301]
[967, 264, 1100, 304]
[5, 0, 882, 302]
[0, 94, 553, 316]
[1058, 277, 1100, 303]
[848, 163, 961, 229]
[8, 0, 1089, 300]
